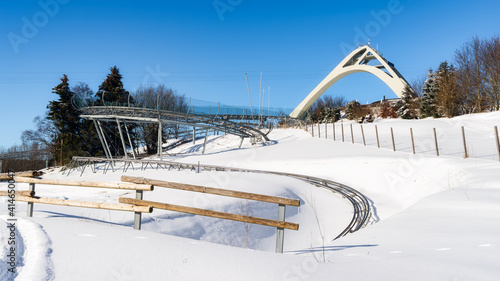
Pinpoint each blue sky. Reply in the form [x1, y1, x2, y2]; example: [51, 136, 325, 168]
[1, 0, 499, 148]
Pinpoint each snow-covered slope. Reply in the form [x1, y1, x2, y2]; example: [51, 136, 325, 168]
[1, 112, 500, 280]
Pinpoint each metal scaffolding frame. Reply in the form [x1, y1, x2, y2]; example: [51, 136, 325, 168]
[80, 106, 285, 158]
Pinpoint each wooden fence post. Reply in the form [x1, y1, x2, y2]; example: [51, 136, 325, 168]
[410, 128, 415, 154]
[27, 183, 35, 217]
[325, 123, 327, 139]
[495, 126, 500, 162]
[361, 125, 366, 146]
[318, 122, 321, 138]
[341, 123, 344, 142]
[311, 123, 314, 137]
[276, 204, 286, 254]
[391, 127, 396, 152]
[462, 126, 468, 158]
[375, 125, 380, 148]
[433, 128, 439, 156]
[134, 190, 143, 230]
[333, 122, 336, 141]
[350, 124, 354, 144]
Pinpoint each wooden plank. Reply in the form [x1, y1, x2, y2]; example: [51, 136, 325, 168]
[121, 175, 300, 207]
[16, 196, 153, 213]
[14, 177, 154, 191]
[120, 197, 299, 230]
[0, 171, 44, 181]
[0, 190, 35, 197]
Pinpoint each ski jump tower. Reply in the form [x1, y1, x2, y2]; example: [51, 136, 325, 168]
[289, 44, 412, 119]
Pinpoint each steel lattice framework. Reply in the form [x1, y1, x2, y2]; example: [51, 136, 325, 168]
[79, 105, 286, 160]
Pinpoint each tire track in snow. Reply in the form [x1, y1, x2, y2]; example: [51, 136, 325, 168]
[0, 216, 25, 281]
[0, 217, 54, 281]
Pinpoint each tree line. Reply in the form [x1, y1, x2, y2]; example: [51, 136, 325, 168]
[17, 66, 188, 167]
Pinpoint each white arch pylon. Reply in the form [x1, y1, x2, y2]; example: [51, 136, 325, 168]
[289, 45, 412, 119]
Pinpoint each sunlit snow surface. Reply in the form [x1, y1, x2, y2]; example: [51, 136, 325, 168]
[1, 112, 500, 281]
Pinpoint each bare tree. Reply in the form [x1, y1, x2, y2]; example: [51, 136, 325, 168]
[133, 85, 188, 154]
[481, 36, 500, 111]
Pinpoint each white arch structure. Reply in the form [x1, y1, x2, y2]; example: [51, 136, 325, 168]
[290, 45, 412, 118]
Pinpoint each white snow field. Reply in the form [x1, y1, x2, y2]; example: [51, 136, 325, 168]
[1, 111, 500, 281]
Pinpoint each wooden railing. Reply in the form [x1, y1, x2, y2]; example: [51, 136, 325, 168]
[120, 176, 300, 253]
[1, 175, 300, 253]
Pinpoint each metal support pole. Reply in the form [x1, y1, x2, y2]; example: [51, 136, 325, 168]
[97, 120, 112, 159]
[495, 126, 500, 162]
[202, 129, 209, 155]
[94, 120, 110, 159]
[391, 127, 396, 152]
[133, 190, 143, 230]
[462, 126, 468, 158]
[276, 204, 286, 254]
[433, 128, 439, 156]
[116, 119, 128, 159]
[361, 125, 366, 146]
[27, 183, 35, 217]
[124, 122, 136, 160]
[193, 127, 196, 145]
[410, 128, 415, 154]
[239, 137, 244, 148]
[158, 122, 163, 161]
[350, 124, 354, 144]
[375, 125, 380, 148]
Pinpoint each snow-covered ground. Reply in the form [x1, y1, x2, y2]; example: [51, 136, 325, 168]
[1, 112, 500, 280]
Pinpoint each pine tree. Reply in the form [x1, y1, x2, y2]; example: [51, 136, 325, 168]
[420, 69, 440, 118]
[396, 85, 417, 119]
[94, 66, 135, 157]
[345, 100, 362, 120]
[96, 66, 131, 104]
[47, 75, 82, 164]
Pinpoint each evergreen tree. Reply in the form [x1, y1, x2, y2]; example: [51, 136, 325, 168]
[47, 75, 82, 164]
[396, 85, 417, 119]
[96, 66, 131, 104]
[345, 100, 362, 120]
[420, 69, 440, 118]
[94, 66, 135, 157]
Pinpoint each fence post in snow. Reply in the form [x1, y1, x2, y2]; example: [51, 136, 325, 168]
[318, 122, 321, 138]
[311, 123, 314, 137]
[202, 129, 209, 155]
[350, 124, 354, 144]
[375, 125, 380, 148]
[27, 183, 35, 217]
[133, 190, 144, 230]
[333, 122, 336, 141]
[325, 122, 327, 139]
[276, 204, 286, 253]
[410, 128, 415, 154]
[361, 125, 366, 146]
[462, 126, 468, 158]
[495, 126, 500, 162]
[433, 128, 440, 156]
[341, 123, 344, 142]
[391, 127, 396, 152]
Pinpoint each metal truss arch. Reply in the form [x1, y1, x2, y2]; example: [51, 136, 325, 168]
[290, 45, 412, 119]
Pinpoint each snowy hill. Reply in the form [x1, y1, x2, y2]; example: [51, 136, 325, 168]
[2, 112, 500, 281]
